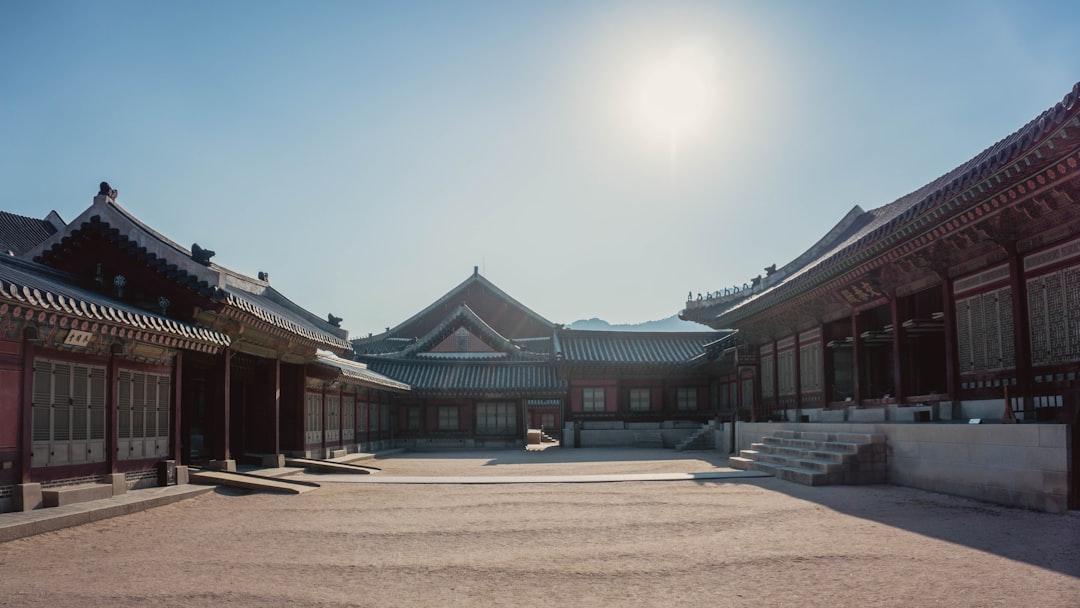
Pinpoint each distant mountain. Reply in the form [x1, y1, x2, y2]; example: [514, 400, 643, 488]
[567, 315, 711, 332]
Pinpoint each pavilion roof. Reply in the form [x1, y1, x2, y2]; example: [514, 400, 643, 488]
[0, 210, 62, 256]
[0, 254, 229, 353]
[554, 328, 732, 365]
[687, 81, 1080, 327]
[363, 359, 564, 396]
[25, 194, 348, 352]
[313, 350, 410, 392]
[354, 303, 551, 361]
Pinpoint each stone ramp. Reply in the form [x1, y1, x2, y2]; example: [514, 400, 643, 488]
[189, 469, 321, 494]
[284, 457, 376, 474]
[0, 485, 212, 544]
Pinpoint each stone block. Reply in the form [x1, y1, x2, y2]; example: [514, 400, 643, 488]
[1026, 446, 1068, 472]
[818, 409, 846, 422]
[14, 483, 42, 511]
[207, 459, 236, 472]
[42, 484, 113, 508]
[1038, 424, 1067, 448]
[1041, 470, 1069, 497]
[849, 408, 886, 422]
[261, 454, 285, 468]
[106, 472, 127, 495]
[175, 465, 189, 485]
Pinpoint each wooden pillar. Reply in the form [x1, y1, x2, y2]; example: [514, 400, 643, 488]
[891, 296, 907, 402]
[107, 347, 118, 473]
[19, 333, 34, 484]
[216, 348, 231, 461]
[793, 331, 802, 420]
[1007, 246, 1033, 411]
[941, 278, 960, 401]
[273, 358, 281, 455]
[320, 385, 327, 455]
[851, 312, 863, 404]
[172, 350, 183, 461]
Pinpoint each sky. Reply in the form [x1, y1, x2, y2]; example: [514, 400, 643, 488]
[2, 1, 1079, 337]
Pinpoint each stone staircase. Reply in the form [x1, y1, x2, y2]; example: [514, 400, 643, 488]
[728, 429, 887, 486]
[675, 424, 714, 451]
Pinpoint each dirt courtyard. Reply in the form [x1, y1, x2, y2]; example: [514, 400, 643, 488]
[1, 448, 1077, 607]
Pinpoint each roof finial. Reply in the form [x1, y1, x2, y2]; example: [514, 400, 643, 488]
[473, 265, 479, 277]
[98, 181, 118, 201]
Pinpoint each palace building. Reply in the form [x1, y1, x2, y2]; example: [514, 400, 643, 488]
[682, 81, 1080, 512]
[352, 268, 731, 449]
[0, 187, 407, 513]
[2, 81, 1079, 515]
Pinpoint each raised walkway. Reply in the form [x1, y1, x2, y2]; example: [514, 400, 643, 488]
[310, 470, 768, 484]
[2, 449, 767, 543]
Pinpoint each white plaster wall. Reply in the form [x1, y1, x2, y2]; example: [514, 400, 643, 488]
[735, 421, 1070, 513]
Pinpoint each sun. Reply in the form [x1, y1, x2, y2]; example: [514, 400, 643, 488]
[634, 50, 711, 140]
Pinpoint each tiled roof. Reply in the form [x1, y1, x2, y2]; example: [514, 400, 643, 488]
[554, 329, 730, 365]
[227, 288, 349, 351]
[0, 255, 229, 352]
[362, 360, 565, 396]
[353, 304, 549, 360]
[354, 269, 554, 345]
[314, 351, 410, 391]
[0, 211, 60, 256]
[27, 196, 347, 352]
[699, 81, 1080, 326]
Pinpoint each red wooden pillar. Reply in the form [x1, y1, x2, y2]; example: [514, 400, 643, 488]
[890, 296, 907, 402]
[793, 331, 802, 420]
[216, 348, 231, 462]
[107, 347, 118, 473]
[19, 332, 34, 484]
[172, 350, 183, 461]
[941, 278, 960, 401]
[1007, 247, 1033, 411]
[851, 312, 863, 404]
[320, 385, 327, 456]
[273, 358, 281, 456]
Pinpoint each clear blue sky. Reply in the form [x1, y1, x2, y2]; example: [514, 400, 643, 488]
[2, 1, 1079, 336]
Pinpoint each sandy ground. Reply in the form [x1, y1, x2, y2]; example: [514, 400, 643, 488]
[1, 448, 1078, 607]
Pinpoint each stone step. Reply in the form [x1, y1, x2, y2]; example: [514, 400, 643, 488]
[728, 456, 753, 470]
[835, 432, 886, 445]
[42, 483, 114, 508]
[775, 465, 829, 486]
[738, 449, 759, 460]
[805, 449, 857, 464]
[790, 457, 844, 474]
[773, 430, 798, 439]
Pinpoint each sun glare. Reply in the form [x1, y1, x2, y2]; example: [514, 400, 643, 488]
[637, 58, 708, 135]
[631, 44, 714, 173]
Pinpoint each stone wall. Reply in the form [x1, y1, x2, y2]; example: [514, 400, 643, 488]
[736, 421, 1070, 513]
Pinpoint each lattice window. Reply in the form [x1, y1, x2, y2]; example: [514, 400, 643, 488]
[676, 388, 697, 410]
[957, 286, 1014, 372]
[629, 388, 650, 411]
[305, 392, 322, 444]
[438, 406, 458, 430]
[325, 393, 340, 442]
[1028, 263, 1080, 366]
[31, 359, 109, 467]
[777, 350, 796, 396]
[117, 368, 171, 460]
[582, 387, 605, 412]
[357, 402, 368, 433]
[476, 402, 516, 434]
[799, 342, 822, 393]
[760, 353, 775, 399]
[342, 393, 355, 441]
